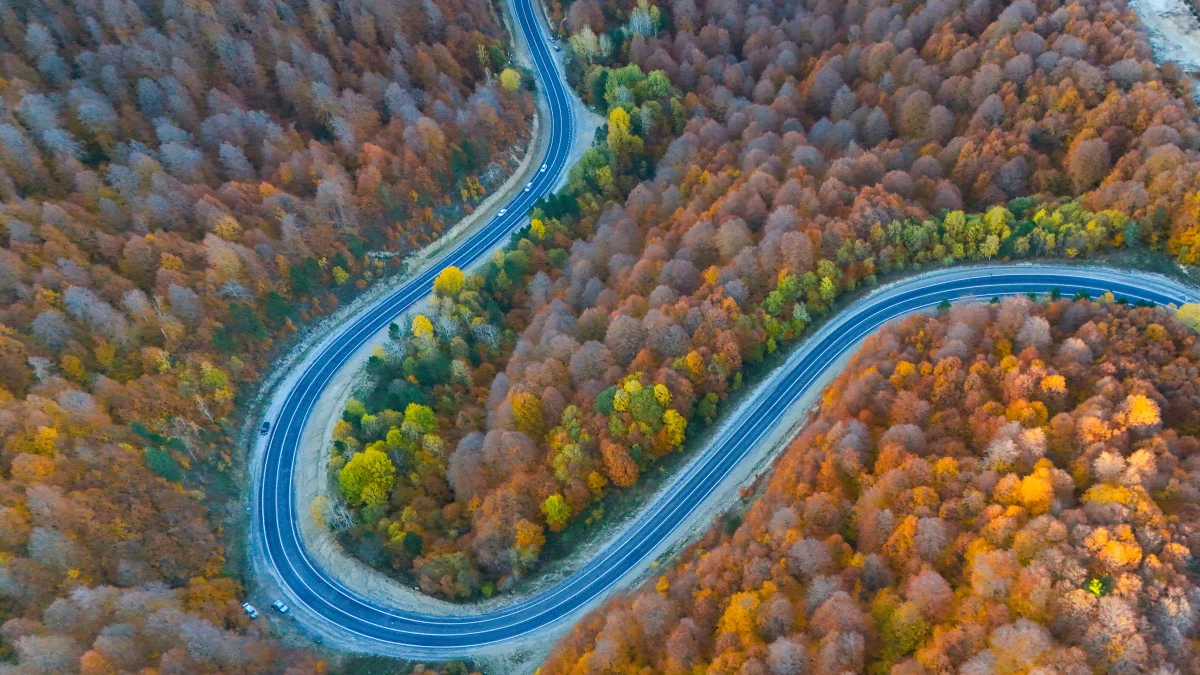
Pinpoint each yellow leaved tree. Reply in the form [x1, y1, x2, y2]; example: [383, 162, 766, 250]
[433, 266, 465, 297]
[339, 447, 396, 506]
[500, 68, 521, 91]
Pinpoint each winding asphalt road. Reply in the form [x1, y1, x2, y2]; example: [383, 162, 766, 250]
[251, 0, 1200, 659]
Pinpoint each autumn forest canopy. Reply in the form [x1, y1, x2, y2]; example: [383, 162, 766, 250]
[544, 297, 1200, 674]
[2, 0, 1200, 670]
[0, 0, 530, 670]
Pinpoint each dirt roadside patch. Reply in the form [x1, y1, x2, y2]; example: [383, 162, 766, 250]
[1130, 0, 1200, 98]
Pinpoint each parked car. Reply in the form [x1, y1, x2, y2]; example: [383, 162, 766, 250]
[242, 603, 259, 619]
[272, 600, 290, 614]
[259, 421, 270, 435]
[554, 45, 562, 52]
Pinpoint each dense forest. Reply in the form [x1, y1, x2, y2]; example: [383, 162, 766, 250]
[3, 0, 1200, 667]
[0, 0, 530, 670]
[543, 297, 1200, 673]
[329, 0, 1200, 601]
